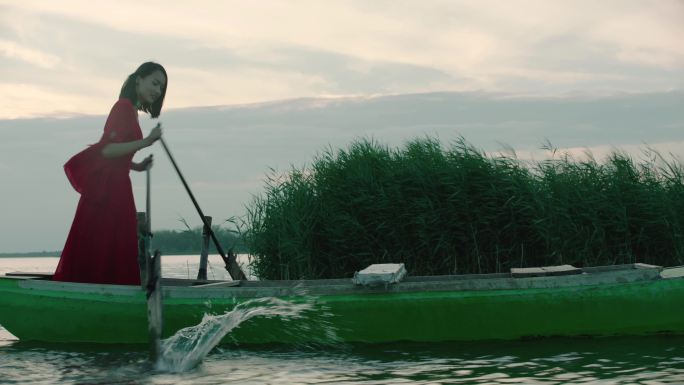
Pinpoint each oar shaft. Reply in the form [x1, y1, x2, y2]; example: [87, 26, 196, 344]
[144, 163, 162, 362]
[159, 137, 247, 280]
[146, 167, 151, 234]
[160, 138, 209, 225]
[146, 250, 162, 362]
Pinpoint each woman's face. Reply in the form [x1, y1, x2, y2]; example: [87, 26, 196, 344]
[136, 70, 167, 105]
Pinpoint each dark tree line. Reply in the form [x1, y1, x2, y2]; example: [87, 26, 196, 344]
[150, 226, 247, 255]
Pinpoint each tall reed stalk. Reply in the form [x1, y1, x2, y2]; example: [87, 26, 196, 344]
[244, 137, 684, 280]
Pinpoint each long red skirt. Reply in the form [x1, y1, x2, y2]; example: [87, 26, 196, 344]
[53, 145, 142, 285]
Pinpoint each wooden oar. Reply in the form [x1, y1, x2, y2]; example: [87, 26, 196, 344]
[146, 157, 152, 236]
[159, 136, 247, 281]
[146, 250, 162, 361]
[144, 165, 163, 362]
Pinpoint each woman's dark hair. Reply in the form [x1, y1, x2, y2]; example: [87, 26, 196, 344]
[119, 62, 168, 118]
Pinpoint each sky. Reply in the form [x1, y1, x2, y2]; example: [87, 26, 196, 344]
[1, 0, 683, 252]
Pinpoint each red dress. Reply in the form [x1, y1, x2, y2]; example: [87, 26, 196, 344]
[53, 98, 143, 285]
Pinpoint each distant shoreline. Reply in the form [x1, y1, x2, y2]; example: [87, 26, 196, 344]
[0, 252, 60, 258]
[0, 251, 229, 258]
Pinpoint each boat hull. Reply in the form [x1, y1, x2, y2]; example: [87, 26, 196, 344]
[1, 266, 683, 344]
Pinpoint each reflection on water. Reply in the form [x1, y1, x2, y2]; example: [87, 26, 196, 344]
[0, 254, 253, 280]
[1, 336, 683, 384]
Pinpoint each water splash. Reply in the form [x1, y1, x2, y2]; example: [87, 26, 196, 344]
[156, 295, 338, 372]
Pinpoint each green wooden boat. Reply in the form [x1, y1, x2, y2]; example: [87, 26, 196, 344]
[1, 263, 683, 345]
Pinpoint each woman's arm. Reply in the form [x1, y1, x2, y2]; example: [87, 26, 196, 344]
[102, 138, 151, 158]
[102, 125, 162, 158]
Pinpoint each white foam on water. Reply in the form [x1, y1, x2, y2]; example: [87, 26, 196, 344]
[156, 295, 338, 372]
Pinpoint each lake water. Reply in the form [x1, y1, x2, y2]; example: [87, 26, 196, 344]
[1, 256, 684, 384]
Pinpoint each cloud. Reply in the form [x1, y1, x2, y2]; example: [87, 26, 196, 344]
[509, 140, 684, 169]
[0, 1, 681, 119]
[0, 39, 60, 68]
[589, 2, 684, 69]
[8, 1, 682, 74]
[0, 83, 96, 119]
[0, 4, 469, 118]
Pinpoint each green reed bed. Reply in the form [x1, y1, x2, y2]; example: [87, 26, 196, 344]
[244, 138, 684, 280]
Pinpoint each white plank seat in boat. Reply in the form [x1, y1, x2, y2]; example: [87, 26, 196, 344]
[190, 280, 240, 288]
[511, 263, 662, 278]
[511, 265, 582, 278]
[352, 263, 407, 287]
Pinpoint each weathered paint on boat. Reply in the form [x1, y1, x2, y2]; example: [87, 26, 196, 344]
[0, 264, 683, 344]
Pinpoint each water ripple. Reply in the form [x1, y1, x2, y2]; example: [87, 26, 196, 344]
[1, 336, 683, 384]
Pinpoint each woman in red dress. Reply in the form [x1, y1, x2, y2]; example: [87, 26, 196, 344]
[53, 62, 168, 285]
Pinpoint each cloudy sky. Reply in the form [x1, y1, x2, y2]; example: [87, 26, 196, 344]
[2, 0, 682, 118]
[1, 1, 683, 252]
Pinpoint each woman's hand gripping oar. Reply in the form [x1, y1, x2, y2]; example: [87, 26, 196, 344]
[158, 135, 247, 281]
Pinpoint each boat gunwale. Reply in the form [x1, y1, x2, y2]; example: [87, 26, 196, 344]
[1, 263, 679, 299]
